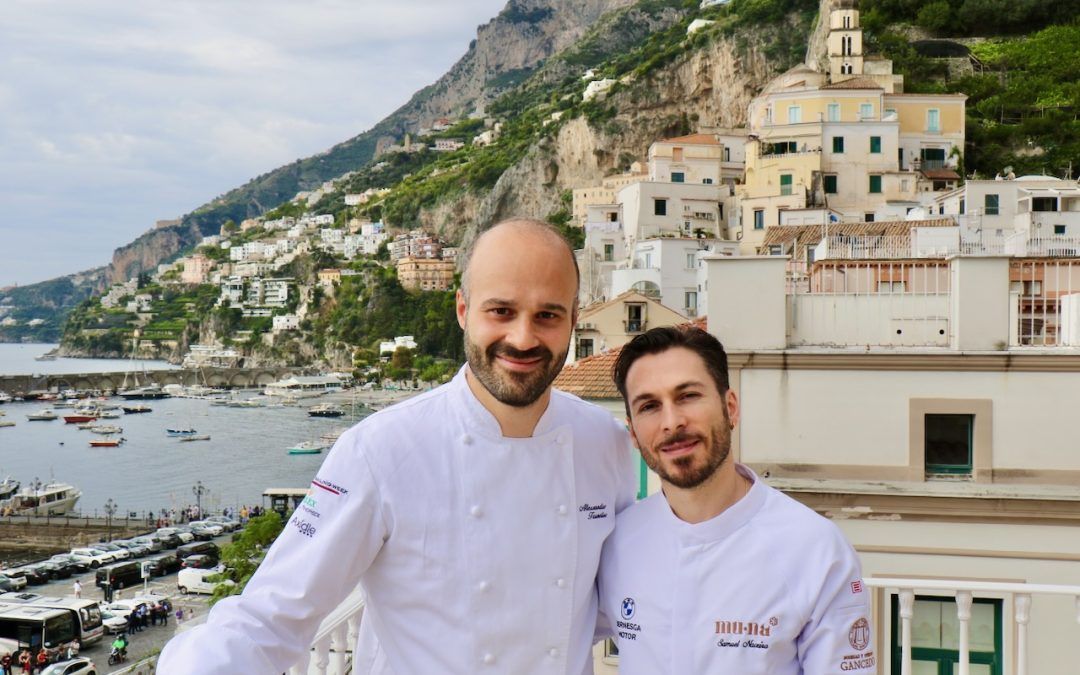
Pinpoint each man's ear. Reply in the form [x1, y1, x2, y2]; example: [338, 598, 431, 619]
[455, 289, 467, 330]
[626, 416, 641, 450]
[725, 389, 740, 430]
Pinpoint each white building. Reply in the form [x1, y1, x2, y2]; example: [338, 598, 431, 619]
[272, 314, 301, 332]
[379, 335, 418, 356]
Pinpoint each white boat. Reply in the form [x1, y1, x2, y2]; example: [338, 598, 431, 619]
[0, 392, 11, 404]
[90, 425, 123, 435]
[287, 440, 328, 455]
[4, 480, 82, 516]
[0, 421, 14, 428]
[179, 434, 211, 442]
[25, 410, 58, 421]
[0, 477, 19, 501]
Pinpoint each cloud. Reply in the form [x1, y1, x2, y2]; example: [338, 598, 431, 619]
[0, 0, 508, 286]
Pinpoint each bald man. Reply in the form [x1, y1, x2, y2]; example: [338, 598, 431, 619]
[159, 219, 638, 674]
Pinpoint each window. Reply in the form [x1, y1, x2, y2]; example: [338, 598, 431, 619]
[671, 171, 685, 183]
[685, 291, 697, 315]
[984, 194, 999, 216]
[1032, 197, 1057, 212]
[870, 136, 881, 153]
[702, 177, 713, 184]
[787, 106, 801, 124]
[768, 245, 783, 255]
[877, 281, 906, 293]
[869, 175, 882, 193]
[823, 175, 838, 194]
[890, 595, 1003, 675]
[1055, 224, 1067, 235]
[625, 303, 645, 333]
[864, 213, 875, 222]
[603, 243, 614, 262]
[927, 108, 940, 132]
[654, 199, 667, 216]
[764, 106, 772, 124]
[577, 338, 594, 360]
[959, 198, 965, 214]
[780, 174, 793, 196]
[921, 147, 946, 169]
[859, 103, 873, 120]
[723, 147, 731, 162]
[827, 103, 840, 122]
[925, 414, 973, 475]
[608, 211, 618, 222]
[832, 136, 844, 153]
[686, 253, 697, 269]
[753, 209, 765, 230]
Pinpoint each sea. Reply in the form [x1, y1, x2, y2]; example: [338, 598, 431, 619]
[0, 344, 370, 517]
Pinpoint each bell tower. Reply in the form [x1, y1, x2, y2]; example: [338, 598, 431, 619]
[828, 0, 864, 82]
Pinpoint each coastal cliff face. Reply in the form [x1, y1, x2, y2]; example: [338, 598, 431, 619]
[108, 222, 202, 285]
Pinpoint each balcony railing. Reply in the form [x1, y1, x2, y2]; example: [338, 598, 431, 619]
[624, 320, 644, 333]
[865, 577, 1080, 675]
[287, 589, 366, 675]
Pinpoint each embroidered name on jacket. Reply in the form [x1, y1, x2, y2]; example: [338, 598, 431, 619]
[578, 502, 608, 519]
[714, 617, 778, 650]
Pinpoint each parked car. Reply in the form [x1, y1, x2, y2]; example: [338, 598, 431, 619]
[70, 547, 117, 568]
[0, 573, 27, 591]
[92, 542, 131, 560]
[180, 554, 218, 569]
[100, 609, 128, 634]
[35, 561, 72, 580]
[205, 515, 241, 532]
[113, 540, 151, 558]
[48, 554, 91, 574]
[7, 566, 48, 585]
[39, 657, 97, 675]
[130, 535, 163, 552]
[156, 527, 194, 545]
[145, 554, 181, 577]
[153, 531, 183, 549]
[189, 520, 225, 536]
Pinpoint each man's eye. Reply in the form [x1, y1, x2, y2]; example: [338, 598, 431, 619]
[637, 402, 657, 414]
[490, 308, 512, 316]
[537, 311, 559, 320]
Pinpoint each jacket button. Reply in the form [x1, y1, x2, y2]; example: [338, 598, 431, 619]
[548, 647, 559, 658]
[482, 653, 495, 665]
[555, 578, 566, 588]
[556, 432, 568, 445]
[461, 434, 473, 445]
[469, 505, 483, 518]
[556, 504, 567, 516]
[477, 580, 490, 592]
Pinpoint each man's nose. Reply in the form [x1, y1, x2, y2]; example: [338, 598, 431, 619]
[505, 317, 541, 351]
[660, 401, 685, 434]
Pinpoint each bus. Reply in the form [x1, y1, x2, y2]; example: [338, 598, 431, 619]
[0, 593, 105, 646]
[0, 603, 78, 655]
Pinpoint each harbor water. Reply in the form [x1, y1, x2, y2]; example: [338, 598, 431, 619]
[0, 344, 371, 516]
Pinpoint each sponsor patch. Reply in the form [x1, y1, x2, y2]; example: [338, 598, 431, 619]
[714, 616, 777, 651]
[312, 477, 350, 496]
[851, 580, 863, 594]
[839, 617, 875, 671]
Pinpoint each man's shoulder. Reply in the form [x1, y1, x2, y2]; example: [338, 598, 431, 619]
[757, 483, 855, 554]
[551, 388, 625, 431]
[610, 494, 667, 545]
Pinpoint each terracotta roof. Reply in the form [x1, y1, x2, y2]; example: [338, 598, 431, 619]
[759, 218, 957, 251]
[660, 133, 720, 145]
[820, 77, 884, 90]
[554, 349, 623, 399]
[921, 168, 961, 180]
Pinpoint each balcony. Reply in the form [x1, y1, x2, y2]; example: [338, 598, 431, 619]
[623, 319, 645, 333]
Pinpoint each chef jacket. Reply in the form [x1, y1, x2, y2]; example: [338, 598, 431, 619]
[598, 465, 875, 674]
[158, 366, 639, 674]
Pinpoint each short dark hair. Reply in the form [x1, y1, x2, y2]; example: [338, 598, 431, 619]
[613, 325, 730, 416]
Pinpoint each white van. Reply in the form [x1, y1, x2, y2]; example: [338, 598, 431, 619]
[177, 567, 234, 595]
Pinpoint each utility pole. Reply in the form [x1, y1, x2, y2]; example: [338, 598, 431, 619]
[104, 498, 117, 542]
[192, 481, 209, 517]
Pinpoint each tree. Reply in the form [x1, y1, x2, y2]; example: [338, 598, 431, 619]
[391, 346, 414, 371]
[209, 511, 284, 605]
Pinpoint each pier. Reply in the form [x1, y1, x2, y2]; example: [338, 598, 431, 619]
[0, 366, 305, 395]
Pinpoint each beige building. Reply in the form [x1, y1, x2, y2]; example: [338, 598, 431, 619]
[738, 3, 966, 254]
[181, 254, 214, 285]
[572, 290, 688, 361]
[395, 257, 455, 292]
[572, 164, 648, 227]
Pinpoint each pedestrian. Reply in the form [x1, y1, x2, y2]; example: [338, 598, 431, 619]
[0, 652, 11, 675]
[34, 650, 46, 672]
[158, 219, 638, 672]
[16, 650, 29, 675]
[72, 579, 81, 599]
[175, 607, 183, 624]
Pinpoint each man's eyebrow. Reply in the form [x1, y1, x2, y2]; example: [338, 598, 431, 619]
[479, 298, 517, 309]
[478, 299, 569, 314]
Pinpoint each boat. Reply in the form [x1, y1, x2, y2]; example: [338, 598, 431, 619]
[0, 421, 14, 428]
[0, 392, 11, 404]
[179, 434, 211, 442]
[122, 404, 153, 414]
[166, 427, 198, 436]
[76, 422, 98, 430]
[90, 425, 123, 435]
[25, 410, 58, 421]
[2, 480, 82, 516]
[0, 477, 19, 501]
[99, 409, 122, 419]
[64, 407, 102, 424]
[117, 383, 170, 400]
[287, 440, 328, 455]
[89, 438, 123, 448]
[307, 403, 345, 418]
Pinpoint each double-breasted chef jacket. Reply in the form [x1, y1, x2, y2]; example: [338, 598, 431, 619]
[599, 464, 876, 674]
[159, 366, 639, 674]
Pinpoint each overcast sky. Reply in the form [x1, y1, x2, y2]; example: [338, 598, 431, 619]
[0, 0, 508, 288]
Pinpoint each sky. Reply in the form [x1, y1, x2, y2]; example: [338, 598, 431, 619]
[0, 0, 508, 288]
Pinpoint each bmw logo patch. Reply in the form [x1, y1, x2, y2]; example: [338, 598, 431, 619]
[621, 597, 636, 620]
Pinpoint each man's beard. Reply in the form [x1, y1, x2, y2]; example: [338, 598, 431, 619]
[465, 333, 568, 408]
[641, 406, 731, 489]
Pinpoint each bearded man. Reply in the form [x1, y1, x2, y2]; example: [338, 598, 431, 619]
[158, 218, 637, 674]
[600, 325, 875, 674]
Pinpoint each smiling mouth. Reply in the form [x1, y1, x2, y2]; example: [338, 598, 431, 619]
[659, 438, 700, 457]
[496, 354, 543, 372]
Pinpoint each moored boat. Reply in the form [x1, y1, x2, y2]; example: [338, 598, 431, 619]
[0, 421, 14, 428]
[166, 427, 198, 436]
[2, 480, 82, 515]
[122, 405, 153, 414]
[26, 410, 58, 421]
[90, 425, 123, 435]
[179, 434, 211, 442]
[307, 403, 345, 418]
[287, 440, 327, 455]
[117, 383, 170, 400]
[89, 438, 123, 448]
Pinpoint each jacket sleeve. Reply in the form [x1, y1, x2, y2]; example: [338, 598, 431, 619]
[611, 418, 640, 514]
[157, 429, 390, 674]
[795, 529, 876, 673]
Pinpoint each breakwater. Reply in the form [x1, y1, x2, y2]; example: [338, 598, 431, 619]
[0, 366, 304, 395]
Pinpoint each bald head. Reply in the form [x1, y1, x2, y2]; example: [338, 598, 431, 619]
[460, 218, 580, 306]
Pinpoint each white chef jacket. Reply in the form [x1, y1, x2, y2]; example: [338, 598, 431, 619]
[158, 367, 638, 674]
[598, 465, 875, 674]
